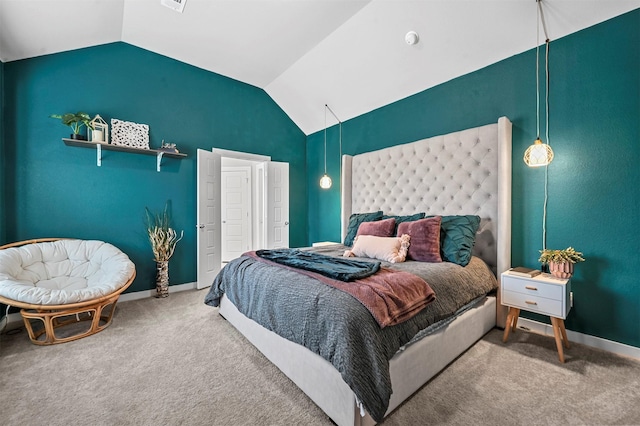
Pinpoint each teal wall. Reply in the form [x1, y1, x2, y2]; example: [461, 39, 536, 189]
[308, 10, 640, 348]
[3, 42, 307, 293]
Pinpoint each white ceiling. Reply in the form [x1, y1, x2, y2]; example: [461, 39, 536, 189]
[1, 0, 638, 135]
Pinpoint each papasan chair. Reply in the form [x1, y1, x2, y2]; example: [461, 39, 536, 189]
[0, 238, 136, 345]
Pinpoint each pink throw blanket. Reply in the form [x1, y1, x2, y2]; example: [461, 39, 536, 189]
[246, 252, 436, 328]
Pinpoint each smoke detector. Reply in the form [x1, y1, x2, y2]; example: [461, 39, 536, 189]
[161, 0, 187, 13]
[405, 31, 419, 45]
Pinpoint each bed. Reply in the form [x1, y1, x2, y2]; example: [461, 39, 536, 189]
[205, 117, 512, 425]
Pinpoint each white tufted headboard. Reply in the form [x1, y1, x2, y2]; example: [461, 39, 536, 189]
[341, 117, 511, 279]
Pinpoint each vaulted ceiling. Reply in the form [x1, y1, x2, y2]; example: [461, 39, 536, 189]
[1, 0, 638, 135]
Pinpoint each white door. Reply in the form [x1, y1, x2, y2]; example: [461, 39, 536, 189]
[196, 149, 221, 290]
[221, 167, 251, 262]
[255, 162, 266, 249]
[266, 161, 289, 249]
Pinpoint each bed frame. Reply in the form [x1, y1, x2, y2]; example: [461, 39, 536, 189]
[219, 117, 512, 425]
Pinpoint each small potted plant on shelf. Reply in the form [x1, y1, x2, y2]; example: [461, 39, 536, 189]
[539, 247, 585, 279]
[145, 201, 184, 298]
[50, 112, 94, 140]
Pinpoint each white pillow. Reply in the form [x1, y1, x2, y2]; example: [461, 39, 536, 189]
[343, 234, 410, 263]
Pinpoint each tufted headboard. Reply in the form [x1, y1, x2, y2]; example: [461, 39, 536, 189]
[341, 117, 512, 279]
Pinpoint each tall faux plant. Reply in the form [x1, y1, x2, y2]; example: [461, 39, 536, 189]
[145, 201, 183, 297]
[145, 201, 184, 262]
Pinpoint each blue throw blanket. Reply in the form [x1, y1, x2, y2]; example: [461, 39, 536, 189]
[256, 248, 380, 281]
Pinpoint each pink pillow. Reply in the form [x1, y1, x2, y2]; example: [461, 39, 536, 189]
[356, 218, 396, 238]
[343, 234, 410, 263]
[397, 216, 442, 262]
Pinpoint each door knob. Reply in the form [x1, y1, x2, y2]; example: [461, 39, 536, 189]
[284, 221, 289, 226]
[196, 224, 205, 229]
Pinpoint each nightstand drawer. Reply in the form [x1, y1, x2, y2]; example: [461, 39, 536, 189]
[503, 277, 563, 300]
[502, 290, 564, 317]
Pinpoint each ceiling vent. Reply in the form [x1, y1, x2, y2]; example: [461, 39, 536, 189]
[161, 0, 186, 13]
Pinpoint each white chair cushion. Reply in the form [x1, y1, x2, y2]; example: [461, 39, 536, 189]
[0, 240, 135, 305]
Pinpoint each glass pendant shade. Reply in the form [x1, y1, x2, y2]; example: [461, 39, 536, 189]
[320, 173, 332, 189]
[320, 104, 342, 190]
[524, 138, 554, 167]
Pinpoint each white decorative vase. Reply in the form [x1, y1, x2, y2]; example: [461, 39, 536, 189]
[549, 261, 573, 279]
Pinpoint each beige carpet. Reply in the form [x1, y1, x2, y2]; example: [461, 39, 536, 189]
[1, 289, 639, 426]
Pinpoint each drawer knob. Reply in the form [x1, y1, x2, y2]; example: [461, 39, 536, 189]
[525, 285, 538, 291]
[525, 300, 538, 305]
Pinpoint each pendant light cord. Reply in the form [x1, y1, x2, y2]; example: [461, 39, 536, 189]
[543, 38, 551, 252]
[536, 1, 541, 139]
[324, 103, 342, 176]
[323, 105, 328, 175]
[537, 0, 551, 252]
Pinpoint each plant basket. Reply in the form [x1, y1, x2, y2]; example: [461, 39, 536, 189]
[549, 261, 573, 279]
[155, 260, 169, 298]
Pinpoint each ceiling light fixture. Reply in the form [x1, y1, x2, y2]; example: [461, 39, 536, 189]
[161, 0, 187, 13]
[320, 104, 342, 190]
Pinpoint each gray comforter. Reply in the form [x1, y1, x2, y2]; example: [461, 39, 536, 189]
[204, 244, 497, 422]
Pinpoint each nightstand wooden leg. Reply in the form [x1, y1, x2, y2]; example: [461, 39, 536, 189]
[502, 307, 520, 343]
[551, 317, 565, 363]
[511, 308, 520, 331]
[559, 319, 570, 349]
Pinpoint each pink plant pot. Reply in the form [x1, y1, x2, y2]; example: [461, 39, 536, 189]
[549, 261, 573, 279]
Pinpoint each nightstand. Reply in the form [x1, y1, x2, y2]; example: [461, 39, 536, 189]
[501, 271, 572, 362]
[312, 242, 340, 247]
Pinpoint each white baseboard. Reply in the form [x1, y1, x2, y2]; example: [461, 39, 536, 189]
[118, 281, 197, 302]
[4, 286, 638, 361]
[1, 312, 23, 332]
[516, 318, 640, 361]
[1, 282, 198, 334]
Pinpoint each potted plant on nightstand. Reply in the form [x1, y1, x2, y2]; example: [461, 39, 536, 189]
[50, 112, 93, 140]
[539, 247, 585, 279]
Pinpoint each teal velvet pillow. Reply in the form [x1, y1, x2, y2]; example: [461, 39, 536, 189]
[428, 215, 481, 266]
[344, 211, 383, 246]
[383, 212, 426, 234]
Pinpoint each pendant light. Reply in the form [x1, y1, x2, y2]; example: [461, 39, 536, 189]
[525, 0, 555, 254]
[524, 0, 554, 168]
[320, 104, 342, 189]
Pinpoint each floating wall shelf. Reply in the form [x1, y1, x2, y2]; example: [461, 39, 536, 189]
[63, 138, 187, 172]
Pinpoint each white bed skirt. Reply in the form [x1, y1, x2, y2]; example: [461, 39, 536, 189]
[219, 294, 497, 426]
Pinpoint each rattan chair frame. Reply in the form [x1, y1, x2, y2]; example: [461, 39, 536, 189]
[0, 238, 135, 345]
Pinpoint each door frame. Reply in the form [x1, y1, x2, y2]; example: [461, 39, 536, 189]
[196, 149, 221, 290]
[197, 149, 290, 289]
[213, 148, 270, 163]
